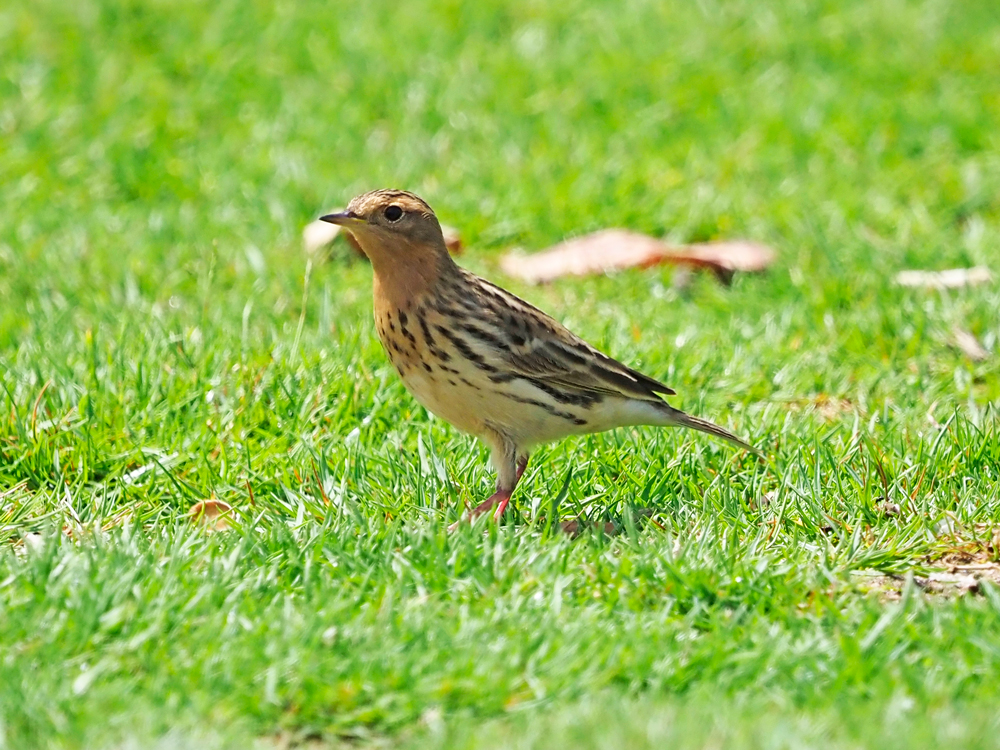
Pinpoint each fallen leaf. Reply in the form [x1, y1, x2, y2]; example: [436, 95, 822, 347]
[303, 210, 368, 257]
[189, 499, 233, 531]
[663, 240, 775, 277]
[500, 229, 774, 285]
[894, 266, 993, 289]
[559, 519, 618, 537]
[302, 217, 344, 255]
[952, 327, 989, 361]
[303, 212, 462, 257]
[440, 225, 463, 255]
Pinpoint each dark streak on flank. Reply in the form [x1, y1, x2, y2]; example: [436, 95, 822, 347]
[501, 392, 587, 426]
[396, 310, 416, 345]
[417, 309, 435, 346]
[437, 325, 498, 373]
[459, 322, 509, 352]
[526, 376, 602, 407]
[436, 297, 476, 320]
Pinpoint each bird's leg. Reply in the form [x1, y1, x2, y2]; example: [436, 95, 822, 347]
[452, 433, 528, 527]
[471, 488, 511, 517]
[468, 454, 529, 521]
[489, 454, 528, 521]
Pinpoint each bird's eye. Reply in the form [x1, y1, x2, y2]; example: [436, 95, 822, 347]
[384, 205, 403, 222]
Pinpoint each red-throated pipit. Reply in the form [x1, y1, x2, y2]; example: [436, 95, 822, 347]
[321, 190, 757, 522]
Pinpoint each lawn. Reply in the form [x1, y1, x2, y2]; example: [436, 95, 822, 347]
[2, 0, 999, 747]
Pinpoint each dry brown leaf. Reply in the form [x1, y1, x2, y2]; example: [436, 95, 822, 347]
[189, 499, 233, 531]
[894, 266, 993, 289]
[303, 213, 462, 257]
[952, 327, 989, 361]
[499, 229, 774, 285]
[559, 519, 619, 537]
[664, 240, 775, 275]
[302, 217, 343, 254]
[440, 225, 463, 255]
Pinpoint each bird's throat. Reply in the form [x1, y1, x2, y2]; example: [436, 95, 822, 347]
[361, 233, 456, 310]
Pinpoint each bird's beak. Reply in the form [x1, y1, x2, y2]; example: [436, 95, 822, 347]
[319, 211, 365, 227]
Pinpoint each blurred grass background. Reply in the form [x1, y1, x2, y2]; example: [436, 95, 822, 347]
[1, 0, 999, 747]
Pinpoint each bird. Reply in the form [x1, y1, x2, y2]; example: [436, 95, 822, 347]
[320, 190, 757, 523]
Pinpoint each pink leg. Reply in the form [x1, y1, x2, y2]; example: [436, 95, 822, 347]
[487, 455, 528, 522]
[515, 454, 528, 482]
[450, 455, 528, 529]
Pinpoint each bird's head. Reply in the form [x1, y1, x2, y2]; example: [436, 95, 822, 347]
[320, 190, 448, 262]
[320, 189, 455, 301]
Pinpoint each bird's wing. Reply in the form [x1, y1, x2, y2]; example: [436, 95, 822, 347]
[461, 272, 676, 403]
[504, 334, 675, 401]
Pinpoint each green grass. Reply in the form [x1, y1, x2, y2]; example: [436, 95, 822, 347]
[2, 0, 1000, 747]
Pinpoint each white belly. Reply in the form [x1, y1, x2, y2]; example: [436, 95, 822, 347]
[401, 366, 659, 449]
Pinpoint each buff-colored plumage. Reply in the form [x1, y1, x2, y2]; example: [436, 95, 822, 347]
[321, 190, 757, 521]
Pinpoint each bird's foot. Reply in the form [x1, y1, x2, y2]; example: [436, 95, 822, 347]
[490, 494, 511, 522]
[448, 489, 512, 531]
[472, 489, 511, 518]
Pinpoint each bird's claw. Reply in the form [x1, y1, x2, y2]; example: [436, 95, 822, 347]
[447, 489, 513, 531]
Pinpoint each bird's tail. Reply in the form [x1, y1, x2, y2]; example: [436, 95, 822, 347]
[662, 406, 760, 455]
